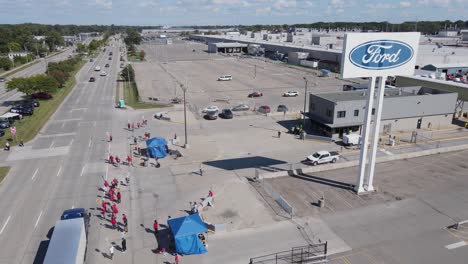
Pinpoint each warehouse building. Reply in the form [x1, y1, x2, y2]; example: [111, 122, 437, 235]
[308, 87, 457, 139]
[207, 42, 248, 54]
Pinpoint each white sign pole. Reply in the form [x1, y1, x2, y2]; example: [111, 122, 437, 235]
[356, 76, 376, 193]
[365, 76, 387, 192]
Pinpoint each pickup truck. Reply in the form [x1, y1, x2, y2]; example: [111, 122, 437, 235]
[302, 151, 340, 166]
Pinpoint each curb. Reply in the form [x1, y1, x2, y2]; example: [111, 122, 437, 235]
[260, 144, 468, 179]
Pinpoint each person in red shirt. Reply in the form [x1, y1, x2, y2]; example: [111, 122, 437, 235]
[102, 200, 107, 211]
[127, 123, 131, 130]
[111, 215, 117, 229]
[153, 220, 159, 235]
[109, 155, 114, 164]
[109, 135, 113, 142]
[175, 254, 180, 264]
[126, 155, 132, 166]
[208, 190, 213, 197]
[104, 180, 109, 188]
[101, 207, 106, 219]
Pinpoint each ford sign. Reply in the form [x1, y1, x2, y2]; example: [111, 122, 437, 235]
[349, 40, 414, 70]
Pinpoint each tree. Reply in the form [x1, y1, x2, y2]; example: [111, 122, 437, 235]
[45, 31, 64, 52]
[76, 43, 87, 53]
[7, 77, 35, 95]
[88, 40, 99, 51]
[48, 69, 69, 87]
[139, 50, 145, 60]
[120, 65, 135, 82]
[124, 28, 141, 46]
[32, 74, 59, 93]
[7, 41, 22, 52]
[0, 57, 13, 71]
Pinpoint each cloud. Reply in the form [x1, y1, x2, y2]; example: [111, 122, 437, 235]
[137, 0, 158, 7]
[273, 0, 296, 10]
[256, 6, 271, 16]
[400, 1, 411, 7]
[93, 0, 112, 9]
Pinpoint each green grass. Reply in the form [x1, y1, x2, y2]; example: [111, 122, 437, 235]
[123, 80, 168, 109]
[127, 55, 142, 62]
[0, 167, 10, 184]
[0, 59, 86, 146]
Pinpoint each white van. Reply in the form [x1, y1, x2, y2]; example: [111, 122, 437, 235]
[218, 75, 232, 81]
[94, 66, 101, 71]
[342, 134, 361, 146]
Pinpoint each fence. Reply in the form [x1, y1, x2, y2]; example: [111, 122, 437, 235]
[261, 178, 294, 218]
[249, 243, 328, 264]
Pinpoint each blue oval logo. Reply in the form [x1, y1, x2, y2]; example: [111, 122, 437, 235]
[349, 40, 414, 70]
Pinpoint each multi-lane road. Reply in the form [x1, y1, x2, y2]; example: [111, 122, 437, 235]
[0, 39, 121, 264]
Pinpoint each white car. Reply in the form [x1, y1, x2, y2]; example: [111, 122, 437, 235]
[100, 71, 107, 76]
[94, 66, 101, 71]
[202, 106, 219, 113]
[283, 90, 299, 97]
[218, 75, 232, 81]
[302, 151, 340, 166]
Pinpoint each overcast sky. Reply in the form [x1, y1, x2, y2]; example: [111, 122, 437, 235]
[0, 0, 466, 26]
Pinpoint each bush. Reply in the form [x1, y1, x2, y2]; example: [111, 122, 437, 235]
[0, 57, 13, 71]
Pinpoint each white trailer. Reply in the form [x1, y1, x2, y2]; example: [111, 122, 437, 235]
[43, 218, 87, 264]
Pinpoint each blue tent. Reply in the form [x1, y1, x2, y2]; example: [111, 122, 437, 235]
[168, 214, 208, 255]
[145, 137, 167, 159]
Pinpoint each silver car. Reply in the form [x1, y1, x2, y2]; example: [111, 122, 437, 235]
[232, 104, 249, 111]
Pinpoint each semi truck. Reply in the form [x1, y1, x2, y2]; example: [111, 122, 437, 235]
[43, 209, 89, 264]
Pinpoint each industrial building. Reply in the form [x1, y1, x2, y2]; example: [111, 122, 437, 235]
[438, 30, 458, 37]
[462, 30, 468, 41]
[207, 42, 248, 54]
[421, 63, 468, 75]
[312, 34, 337, 48]
[308, 87, 457, 139]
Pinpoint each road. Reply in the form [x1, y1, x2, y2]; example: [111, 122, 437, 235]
[0, 38, 120, 263]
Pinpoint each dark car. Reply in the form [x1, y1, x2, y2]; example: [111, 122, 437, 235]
[204, 110, 218, 120]
[277, 105, 288, 112]
[109, 52, 113, 56]
[220, 109, 233, 119]
[61, 208, 91, 234]
[0, 120, 10, 129]
[0, 130, 4, 137]
[0, 77, 6, 82]
[31, 92, 53, 100]
[105, 64, 110, 68]
[89, 77, 96, 82]
[108, 57, 112, 60]
[248, 92, 263, 98]
[257, 105, 271, 114]
[10, 105, 33, 115]
[17, 99, 39, 108]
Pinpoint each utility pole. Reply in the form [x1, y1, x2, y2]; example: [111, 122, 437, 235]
[302, 77, 308, 128]
[181, 84, 189, 149]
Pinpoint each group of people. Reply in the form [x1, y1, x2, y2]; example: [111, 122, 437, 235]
[127, 119, 148, 131]
[108, 154, 133, 167]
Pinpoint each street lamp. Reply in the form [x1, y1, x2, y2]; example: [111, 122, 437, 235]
[302, 77, 308, 128]
[180, 84, 189, 149]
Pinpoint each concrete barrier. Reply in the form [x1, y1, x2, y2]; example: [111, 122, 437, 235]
[260, 144, 468, 179]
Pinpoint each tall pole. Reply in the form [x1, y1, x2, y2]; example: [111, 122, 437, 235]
[181, 84, 188, 149]
[302, 77, 308, 127]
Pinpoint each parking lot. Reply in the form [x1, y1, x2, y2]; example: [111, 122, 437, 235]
[135, 40, 354, 118]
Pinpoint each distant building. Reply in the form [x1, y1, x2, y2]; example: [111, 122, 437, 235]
[8, 51, 31, 60]
[461, 30, 468, 41]
[207, 42, 248, 54]
[312, 35, 337, 48]
[63, 36, 77, 43]
[438, 30, 458, 37]
[308, 87, 457, 139]
[421, 63, 468, 75]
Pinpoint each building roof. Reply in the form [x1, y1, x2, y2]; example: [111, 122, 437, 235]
[210, 42, 248, 48]
[423, 62, 468, 69]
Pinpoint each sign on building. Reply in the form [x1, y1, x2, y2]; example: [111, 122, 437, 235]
[341, 32, 420, 78]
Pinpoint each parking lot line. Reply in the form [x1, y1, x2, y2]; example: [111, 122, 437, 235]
[56, 166, 62, 177]
[80, 166, 85, 177]
[49, 141, 55, 148]
[445, 241, 468, 250]
[34, 211, 43, 228]
[0, 215, 11, 235]
[31, 168, 39, 181]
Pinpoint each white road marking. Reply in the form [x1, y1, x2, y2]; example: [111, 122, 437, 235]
[72, 205, 75, 209]
[49, 141, 55, 148]
[34, 211, 43, 228]
[31, 169, 39, 180]
[80, 166, 85, 177]
[88, 139, 92, 148]
[51, 118, 82, 122]
[61, 122, 65, 128]
[0, 216, 11, 235]
[71, 108, 88, 111]
[69, 138, 74, 146]
[446, 241, 468, 250]
[380, 148, 394, 156]
[56, 166, 62, 177]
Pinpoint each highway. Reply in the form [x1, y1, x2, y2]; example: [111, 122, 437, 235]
[0, 38, 121, 264]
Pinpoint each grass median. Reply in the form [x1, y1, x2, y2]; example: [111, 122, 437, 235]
[0, 166, 10, 184]
[122, 80, 168, 109]
[0, 59, 86, 146]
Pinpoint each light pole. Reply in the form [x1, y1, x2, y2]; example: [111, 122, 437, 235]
[302, 77, 308, 128]
[180, 84, 189, 149]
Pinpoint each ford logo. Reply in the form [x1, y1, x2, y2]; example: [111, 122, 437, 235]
[349, 40, 414, 70]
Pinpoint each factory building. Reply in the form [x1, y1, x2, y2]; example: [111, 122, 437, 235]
[207, 42, 248, 54]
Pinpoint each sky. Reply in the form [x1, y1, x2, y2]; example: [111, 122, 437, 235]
[0, 0, 466, 26]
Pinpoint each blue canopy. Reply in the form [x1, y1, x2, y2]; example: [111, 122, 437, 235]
[320, 69, 331, 73]
[145, 137, 167, 159]
[168, 214, 208, 255]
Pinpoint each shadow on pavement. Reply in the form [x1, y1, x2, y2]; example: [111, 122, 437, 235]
[294, 170, 355, 190]
[204, 156, 287, 171]
[32, 240, 50, 264]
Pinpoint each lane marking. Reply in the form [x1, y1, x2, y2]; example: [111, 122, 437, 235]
[88, 139, 92, 147]
[31, 169, 39, 181]
[61, 122, 65, 128]
[69, 138, 74, 146]
[34, 211, 43, 228]
[80, 166, 85, 177]
[445, 241, 468, 250]
[49, 141, 55, 148]
[56, 166, 62, 177]
[379, 148, 394, 156]
[0, 216, 11, 235]
[72, 205, 75, 209]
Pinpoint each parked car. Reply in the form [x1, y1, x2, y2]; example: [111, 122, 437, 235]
[257, 105, 271, 113]
[343, 134, 361, 146]
[108, 57, 112, 60]
[202, 105, 219, 113]
[0, 130, 4, 137]
[17, 99, 39, 107]
[105, 64, 110, 68]
[94, 66, 101, 71]
[220, 109, 233, 119]
[232, 104, 249, 111]
[89, 77, 96, 82]
[0, 120, 10, 129]
[10, 105, 33, 115]
[277, 105, 288, 112]
[301, 151, 340, 166]
[0, 77, 6, 82]
[100, 71, 107, 76]
[204, 110, 218, 120]
[218, 75, 232, 81]
[248, 92, 263, 98]
[31, 92, 53, 100]
[89, 58, 94, 62]
[120, 63, 125, 68]
[283, 90, 299, 97]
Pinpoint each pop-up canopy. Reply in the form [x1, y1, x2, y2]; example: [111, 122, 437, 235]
[145, 137, 167, 158]
[168, 214, 208, 255]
